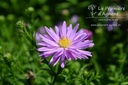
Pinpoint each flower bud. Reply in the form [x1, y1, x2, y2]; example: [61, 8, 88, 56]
[83, 70, 88, 76]
[61, 9, 69, 15]
[82, 29, 92, 40]
[0, 15, 5, 22]
[7, 14, 14, 21]
[117, 43, 123, 48]
[16, 20, 24, 29]
[63, 68, 69, 74]
[27, 7, 34, 12]
[25, 71, 35, 85]
[95, 28, 103, 34]
[25, 7, 34, 16]
[3, 53, 12, 67]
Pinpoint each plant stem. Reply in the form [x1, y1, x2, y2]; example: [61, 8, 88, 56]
[10, 67, 17, 85]
[51, 73, 58, 85]
[44, 59, 56, 75]
[51, 65, 63, 85]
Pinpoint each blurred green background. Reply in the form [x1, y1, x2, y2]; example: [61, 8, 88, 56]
[0, 0, 128, 85]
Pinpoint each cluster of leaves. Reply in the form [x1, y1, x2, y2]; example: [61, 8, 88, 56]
[0, 0, 128, 85]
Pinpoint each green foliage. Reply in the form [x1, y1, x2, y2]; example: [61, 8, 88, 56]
[0, 0, 128, 85]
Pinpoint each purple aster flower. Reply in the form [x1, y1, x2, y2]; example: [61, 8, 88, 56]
[70, 15, 79, 24]
[107, 20, 118, 31]
[35, 27, 46, 42]
[37, 21, 94, 68]
[108, 7, 115, 13]
[106, 6, 118, 31]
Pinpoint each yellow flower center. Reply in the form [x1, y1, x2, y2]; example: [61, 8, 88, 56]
[59, 37, 70, 48]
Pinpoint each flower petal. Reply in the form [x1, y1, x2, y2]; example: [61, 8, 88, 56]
[37, 47, 58, 52]
[55, 26, 59, 36]
[67, 24, 72, 38]
[73, 24, 79, 34]
[77, 50, 92, 57]
[61, 54, 66, 68]
[61, 21, 67, 37]
[43, 48, 63, 56]
[49, 51, 63, 65]
[64, 50, 71, 61]
[45, 26, 59, 42]
[39, 34, 59, 47]
[68, 24, 79, 41]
